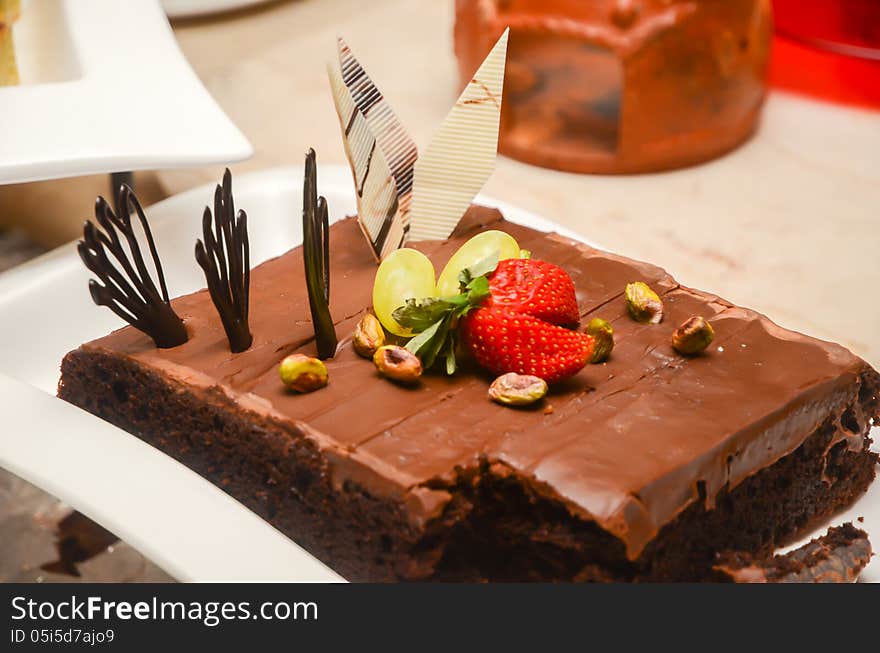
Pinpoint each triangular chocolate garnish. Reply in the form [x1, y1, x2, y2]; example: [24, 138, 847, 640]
[328, 64, 401, 260]
[408, 28, 509, 242]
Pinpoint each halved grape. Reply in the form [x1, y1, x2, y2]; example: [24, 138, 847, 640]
[436, 230, 520, 296]
[372, 248, 437, 336]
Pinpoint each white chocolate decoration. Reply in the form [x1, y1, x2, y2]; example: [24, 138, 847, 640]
[337, 38, 418, 256]
[328, 64, 401, 260]
[407, 28, 509, 243]
[328, 30, 508, 257]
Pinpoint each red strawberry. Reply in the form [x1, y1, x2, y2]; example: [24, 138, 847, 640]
[485, 258, 580, 327]
[397, 253, 588, 382]
[461, 308, 594, 383]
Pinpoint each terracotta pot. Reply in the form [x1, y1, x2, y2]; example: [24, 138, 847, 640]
[454, 0, 773, 174]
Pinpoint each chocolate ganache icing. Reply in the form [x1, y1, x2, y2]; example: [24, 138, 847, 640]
[79, 206, 871, 558]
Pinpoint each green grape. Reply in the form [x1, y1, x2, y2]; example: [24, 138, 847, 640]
[372, 248, 437, 336]
[436, 230, 520, 296]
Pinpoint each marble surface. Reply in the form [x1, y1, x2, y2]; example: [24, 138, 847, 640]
[0, 468, 172, 582]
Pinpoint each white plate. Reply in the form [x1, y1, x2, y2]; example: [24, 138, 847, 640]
[162, 0, 277, 20]
[0, 0, 252, 185]
[0, 165, 874, 581]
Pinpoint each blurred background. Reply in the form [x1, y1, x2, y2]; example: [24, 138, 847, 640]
[0, 0, 878, 581]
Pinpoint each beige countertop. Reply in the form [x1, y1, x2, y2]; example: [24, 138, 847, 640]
[1, 0, 878, 366]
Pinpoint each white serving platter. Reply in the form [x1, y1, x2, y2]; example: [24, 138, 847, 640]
[0, 165, 875, 581]
[162, 0, 277, 20]
[0, 0, 252, 185]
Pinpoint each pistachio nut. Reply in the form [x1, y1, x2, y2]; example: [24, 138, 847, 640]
[279, 354, 328, 393]
[488, 373, 548, 407]
[625, 281, 663, 324]
[672, 316, 715, 355]
[585, 317, 614, 363]
[373, 345, 423, 384]
[353, 313, 385, 358]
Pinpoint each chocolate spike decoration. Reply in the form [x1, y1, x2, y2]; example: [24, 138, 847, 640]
[195, 169, 252, 353]
[77, 185, 188, 348]
[303, 149, 337, 359]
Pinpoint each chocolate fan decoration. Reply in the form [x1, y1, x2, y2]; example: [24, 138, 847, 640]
[303, 149, 337, 359]
[195, 169, 252, 353]
[77, 185, 188, 348]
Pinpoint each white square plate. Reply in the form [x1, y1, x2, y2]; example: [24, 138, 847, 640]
[0, 165, 874, 581]
[0, 0, 252, 185]
[161, 0, 276, 20]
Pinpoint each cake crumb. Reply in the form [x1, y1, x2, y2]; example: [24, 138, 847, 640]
[543, 404, 555, 415]
[857, 516, 864, 523]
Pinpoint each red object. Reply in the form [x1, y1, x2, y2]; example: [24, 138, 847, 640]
[462, 258, 593, 382]
[770, 0, 880, 109]
[461, 308, 594, 383]
[485, 259, 580, 327]
[773, 0, 880, 57]
[770, 36, 880, 108]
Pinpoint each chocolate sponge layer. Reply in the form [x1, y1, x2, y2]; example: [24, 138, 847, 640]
[58, 347, 877, 581]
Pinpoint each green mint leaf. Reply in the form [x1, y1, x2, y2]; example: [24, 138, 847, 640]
[465, 275, 490, 306]
[445, 334, 457, 375]
[405, 313, 453, 369]
[405, 312, 457, 371]
[420, 313, 454, 369]
[457, 251, 499, 292]
[393, 297, 456, 332]
[405, 317, 444, 358]
[395, 250, 499, 373]
[443, 293, 471, 307]
[468, 251, 500, 279]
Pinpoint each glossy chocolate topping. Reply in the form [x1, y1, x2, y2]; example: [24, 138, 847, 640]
[82, 206, 870, 558]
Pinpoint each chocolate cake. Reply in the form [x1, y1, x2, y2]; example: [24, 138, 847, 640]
[58, 205, 879, 582]
[713, 523, 872, 583]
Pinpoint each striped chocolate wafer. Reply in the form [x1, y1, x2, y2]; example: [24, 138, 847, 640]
[338, 38, 418, 242]
[328, 65, 402, 260]
[407, 28, 509, 242]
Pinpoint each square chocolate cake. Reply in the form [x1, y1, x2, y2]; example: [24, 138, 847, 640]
[58, 205, 879, 581]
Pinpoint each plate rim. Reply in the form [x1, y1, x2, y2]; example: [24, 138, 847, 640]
[0, 0, 252, 186]
[161, 0, 278, 20]
[0, 164, 875, 582]
[0, 163, 597, 582]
